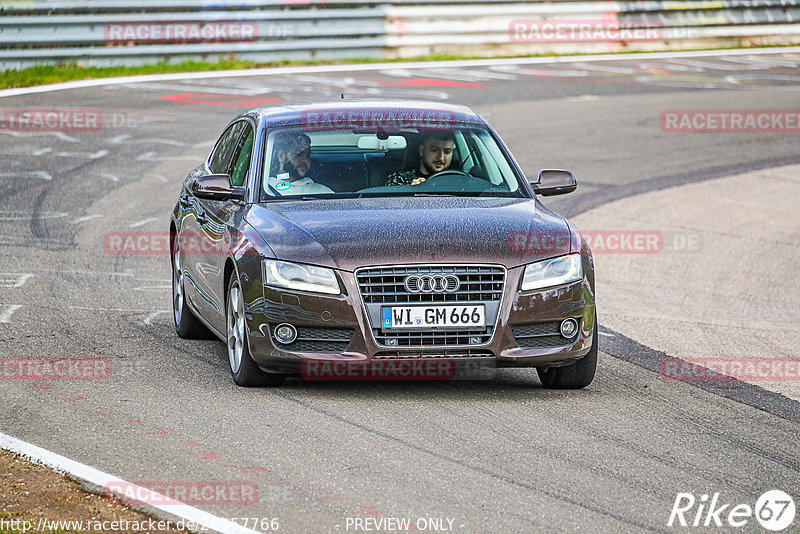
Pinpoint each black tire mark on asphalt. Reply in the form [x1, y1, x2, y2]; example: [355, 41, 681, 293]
[596, 357, 800, 475]
[546, 153, 800, 219]
[30, 187, 57, 248]
[541, 153, 800, 426]
[274, 390, 668, 533]
[598, 328, 800, 425]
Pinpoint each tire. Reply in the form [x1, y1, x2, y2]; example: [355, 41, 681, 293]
[537, 314, 598, 389]
[172, 234, 211, 339]
[226, 272, 285, 387]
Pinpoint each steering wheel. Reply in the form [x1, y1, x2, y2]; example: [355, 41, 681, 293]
[413, 169, 492, 193]
[425, 169, 471, 181]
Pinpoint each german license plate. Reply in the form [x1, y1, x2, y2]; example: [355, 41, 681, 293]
[382, 305, 485, 329]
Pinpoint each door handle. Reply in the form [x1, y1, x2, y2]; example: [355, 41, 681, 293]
[196, 211, 208, 224]
[179, 197, 191, 208]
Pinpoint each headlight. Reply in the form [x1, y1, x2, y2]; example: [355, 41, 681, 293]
[521, 254, 583, 291]
[262, 259, 340, 295]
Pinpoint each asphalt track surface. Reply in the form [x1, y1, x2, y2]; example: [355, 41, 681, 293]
[1, 50, 800, 533]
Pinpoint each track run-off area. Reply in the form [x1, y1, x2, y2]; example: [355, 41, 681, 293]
[1, 48, 799, 533]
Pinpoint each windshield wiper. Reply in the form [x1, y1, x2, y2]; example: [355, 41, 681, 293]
[412, 193, 462, 197]
[263, 195, 325, 202]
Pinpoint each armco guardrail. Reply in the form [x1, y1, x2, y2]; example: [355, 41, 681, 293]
[1, 0, 799, 69]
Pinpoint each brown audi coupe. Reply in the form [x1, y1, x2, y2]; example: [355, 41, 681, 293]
[170, 101, 597, 388]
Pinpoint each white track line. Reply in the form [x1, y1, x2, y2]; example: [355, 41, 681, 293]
[1, 47, 799, 99]
[143, 310, 167, 325]
[71, 214, 104, 223]
[0, 432, 260, 534]
[129, 216, 159, 228]
[0, 274, 33, 288]
[0, 304, 22, 323]
[0, 171, 53, 180]
[0, 131, 79, 142]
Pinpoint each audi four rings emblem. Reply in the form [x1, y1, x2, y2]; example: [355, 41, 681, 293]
[404, 274, 460, 293]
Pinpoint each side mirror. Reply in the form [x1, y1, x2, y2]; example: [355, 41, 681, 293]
[191, 174, 244, 201]
[530, 169, 577, 196]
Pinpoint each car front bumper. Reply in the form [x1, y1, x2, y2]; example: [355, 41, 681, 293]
[244, 264, 595, 377]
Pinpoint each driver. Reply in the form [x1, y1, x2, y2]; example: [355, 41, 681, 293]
[386, 131, 456, 186]
[267, 131, 333, 195]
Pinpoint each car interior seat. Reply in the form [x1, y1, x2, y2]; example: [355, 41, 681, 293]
[310, 154, 370, 193]
[366, 149, 405, 188]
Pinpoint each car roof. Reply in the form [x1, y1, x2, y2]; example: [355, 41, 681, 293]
[240, 100, 487, 128]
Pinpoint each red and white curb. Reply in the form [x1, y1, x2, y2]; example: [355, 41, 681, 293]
[1, 46, 799, 99]
[0, 431, 261, 534]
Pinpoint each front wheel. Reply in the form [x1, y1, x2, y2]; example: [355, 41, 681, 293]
[226, 272, 285, 387]
[537, 315, 598, 389]
[172, 234, 211, 339]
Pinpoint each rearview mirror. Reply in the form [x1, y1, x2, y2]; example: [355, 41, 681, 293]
[357, 136, 407, 151]
[530, 169, 577, 196]
[191, 174, 244, 201]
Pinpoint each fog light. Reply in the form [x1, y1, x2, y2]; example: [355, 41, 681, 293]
[560, 318, 578, 339]
[274, 323, 297, 344]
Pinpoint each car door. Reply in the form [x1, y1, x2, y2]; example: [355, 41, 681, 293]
[182, 120, 248, 327]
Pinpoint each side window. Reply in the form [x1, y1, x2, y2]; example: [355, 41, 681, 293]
[229, 124, 254, 187]
[209, 122, 247, 175]
[469, 133, 501, 183]
[454, 132, 473, 173]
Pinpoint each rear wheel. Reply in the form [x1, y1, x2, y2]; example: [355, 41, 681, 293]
[226, 272, 285, 387]
[172, 234, 210, 339]
[537, 315, 598, 389]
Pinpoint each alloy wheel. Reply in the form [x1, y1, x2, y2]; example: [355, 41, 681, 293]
[227, 282, 245, 374]
[172, 244, 184, 326]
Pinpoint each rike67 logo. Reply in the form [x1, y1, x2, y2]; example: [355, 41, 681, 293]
[669, 490, 795, 531]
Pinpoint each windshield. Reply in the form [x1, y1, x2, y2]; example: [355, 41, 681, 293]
[259, 124, 526, 200]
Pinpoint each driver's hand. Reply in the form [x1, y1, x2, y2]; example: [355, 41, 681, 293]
[411, 177, 426, 185]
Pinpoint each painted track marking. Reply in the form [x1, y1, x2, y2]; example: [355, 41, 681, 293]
[0, 431, 261, 534]
[0, 274, 33, 288]
[1, 47, 799, 99]
[0, 304, 22, 323]
[129, 217, 158, 228]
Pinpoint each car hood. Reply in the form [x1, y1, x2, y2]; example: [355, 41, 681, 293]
[245, 197, 571, 271]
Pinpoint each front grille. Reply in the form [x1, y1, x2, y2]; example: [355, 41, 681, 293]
[512, 322, 576, 349]
[356, 265, 505, 304]
[374, 350, 494, 359]
[357, 264, 505, 348]
[374, 327, 493, 347]
[270, 325, 353, 353]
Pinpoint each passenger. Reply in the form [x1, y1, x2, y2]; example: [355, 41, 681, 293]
[386, 131, 456, 186]
[267, 132, 333, 195]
